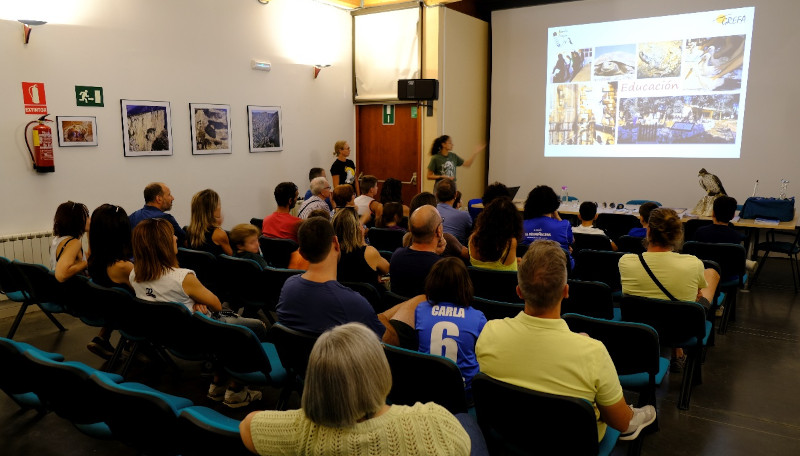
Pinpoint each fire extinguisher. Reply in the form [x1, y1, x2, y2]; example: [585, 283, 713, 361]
[25, 114, 55, 173]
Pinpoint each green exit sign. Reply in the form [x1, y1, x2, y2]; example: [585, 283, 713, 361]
[382, 104, 395, 125]
[75, 86, 104, 107]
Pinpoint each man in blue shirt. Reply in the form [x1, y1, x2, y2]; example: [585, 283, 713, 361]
[435, 180, 472, 245]
[129, 182, 186, 246]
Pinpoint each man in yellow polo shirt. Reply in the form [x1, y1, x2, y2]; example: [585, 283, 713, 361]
[476, 240, 656, 442]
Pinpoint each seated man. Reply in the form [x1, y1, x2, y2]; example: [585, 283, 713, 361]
[354, 175, 383, 219]
[129, 182, 186, 246]
[573, 201, 617, 250]
[262, 182, 301, 242]
[628, 202, 659, 238]
[390, 205, 445, 297]
[297, 177, 333, 219]
[436, 180, 472, 245]
[476, 240, 656, 442]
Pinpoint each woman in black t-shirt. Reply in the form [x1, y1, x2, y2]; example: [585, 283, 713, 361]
[330, 140, 359, 194]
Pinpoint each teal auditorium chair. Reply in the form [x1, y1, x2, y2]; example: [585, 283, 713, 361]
[258, 236, 298, 269]
[683, 242, 747, 333]
[472, 296, 524, 321]
[177, 407, 252, 456]
[468, 267, 523, 303]
[751, 228, 800, 293]
[6, 261, 68, 339]
[0, 336, 64, 411]
[562, 280, 618, 320]
[472, 373, 619, 456]
[366, 227, 405, 252]
[616, 235, 646, 254]
[573, 250, 626, 295]
[177, 247, 224, 298]
[268, 323, 319, 407]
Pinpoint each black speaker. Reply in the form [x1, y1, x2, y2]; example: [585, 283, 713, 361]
[397, 79, 439, 101]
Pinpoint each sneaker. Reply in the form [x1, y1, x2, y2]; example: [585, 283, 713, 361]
[619, 405, 657, 441]
[207, 383, 226, 402]
[715, 305, 725, 318]
[87, 337, 115, 360]
[670, 354, 687, 373]
[224, 386, 263, 408]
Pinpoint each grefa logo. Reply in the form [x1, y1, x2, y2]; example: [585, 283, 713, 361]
[715, 14, 747, 25]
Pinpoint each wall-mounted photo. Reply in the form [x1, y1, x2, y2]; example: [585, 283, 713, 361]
[56, 116, 97, 147]
[121, 99, 173, 157]
[247, 105, 282, 152]
[190, 103, 232, 155]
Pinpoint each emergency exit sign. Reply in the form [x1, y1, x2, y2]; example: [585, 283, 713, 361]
[382, 105, 395, 125]
[75, 86, 104, 107]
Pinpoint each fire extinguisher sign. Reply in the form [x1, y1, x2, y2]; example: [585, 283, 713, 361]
[22, 82, 48, 115]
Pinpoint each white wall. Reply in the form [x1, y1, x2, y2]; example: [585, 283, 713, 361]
[0, 0, 354, 235]
[490, 0, 799, 208]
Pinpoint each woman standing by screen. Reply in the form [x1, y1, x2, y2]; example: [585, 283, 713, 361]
[426, 135, 484, 183]
[330, 140, 359, 194]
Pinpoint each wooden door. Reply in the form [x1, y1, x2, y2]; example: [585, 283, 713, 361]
[356, 104, 421, 204]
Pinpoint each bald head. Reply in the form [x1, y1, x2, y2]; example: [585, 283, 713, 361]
[409, 205, 442, 244]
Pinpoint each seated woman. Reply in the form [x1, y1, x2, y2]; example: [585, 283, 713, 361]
[618, 208, 720, 372]
[240, 322, 472, 456]
[86, 203, 133, 359]
[129, 218, 268, 408]
[379, 177, 410, 217]
[415, 257, 487, 397]
[376, 201, 406, 231]
[332, 208, 389, 292]
[187, 189, 232, 256]
[468, 198, 522, 271]
[522, 185, 574, 269]
[50, 201, 90, 282]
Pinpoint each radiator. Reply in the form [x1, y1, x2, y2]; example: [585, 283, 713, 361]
[0, 230, 53, 266]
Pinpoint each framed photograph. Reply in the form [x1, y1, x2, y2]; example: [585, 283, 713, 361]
[189, 103, 232, 155]
[56, 116, 98, 147]
[120, 99, 173, 157]
[247, 105, 282, 152]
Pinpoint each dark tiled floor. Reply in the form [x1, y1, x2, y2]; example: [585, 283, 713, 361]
[1, 259, 799, 455]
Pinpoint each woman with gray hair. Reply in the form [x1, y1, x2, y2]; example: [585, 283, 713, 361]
[240, 322, 471, 455]
[297, 176, 333, 219]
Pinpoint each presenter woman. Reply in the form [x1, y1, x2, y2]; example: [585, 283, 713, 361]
[426, 135, 484, 183]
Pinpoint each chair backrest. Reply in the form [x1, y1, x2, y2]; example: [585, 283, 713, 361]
[378, 249, 394, 263]
[268, 323, 319, 379]
[467, 198, 483, 222]
[82, 280, 138, 331]
[176, 248, 222, 296]
[366, 228, 405, 252]
[12, 261, 63, 306]
[381, 290, 410, 309]
[59, 275, 107, 326]
[683, 241, 746, 283]
[468, 267, 523, 303]
[218, 255, 268, 309]
[595, 213, 641, 241]
[573, 233, 614, 255]
[0, 337, 48, 397]
[249, 217, 264, 231]
[262, 265, 303, 311]
[562, 280, 615, 320]
[258, 236, 299, 269]
[340, 281, 385, 312]
[562, 314, 660, 377]
[0, 256, 26, 297]
[626, 200, 662, 206]
[619, 295, 707, 348]
[472, 373, 600, 455]
[472, 296, 524, 320]
[177, 407, 252, 456]
[683, 219, 713, 242]
[616, 235, 646, 254]
[383, 344, 468, 415]
[572, 250, 625, 292]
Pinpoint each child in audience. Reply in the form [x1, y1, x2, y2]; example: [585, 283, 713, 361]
[229, 223, 267, 268]
[376, 202, 406, 231]
[628, 202, 659, 237]
[50, 201, 90, 282]
[693, 196, 756, 272]
[573, 201, 617, 250]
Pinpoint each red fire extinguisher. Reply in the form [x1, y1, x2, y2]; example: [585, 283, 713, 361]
[25, 114, 55, 173]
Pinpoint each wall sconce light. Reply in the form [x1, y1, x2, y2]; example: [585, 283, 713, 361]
[257, 0, 270, 4]
[251, 59, 272, 71]
[314, 64, 331, 79]
[19, 19, 47, 44]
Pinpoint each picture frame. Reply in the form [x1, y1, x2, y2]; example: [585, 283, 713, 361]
[189, 103, 232, 155]
[120, 99, 173, 157]
[56, 116, 98, 147]
[247, 105, 282, 152]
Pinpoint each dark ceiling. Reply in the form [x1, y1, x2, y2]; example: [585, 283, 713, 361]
[446, 0, 576, 22]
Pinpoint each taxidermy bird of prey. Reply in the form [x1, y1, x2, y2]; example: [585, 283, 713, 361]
[698, 168, 727, 196]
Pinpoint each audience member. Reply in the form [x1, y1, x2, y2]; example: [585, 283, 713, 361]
[287, 209, 332, 271]
[436, 180, 472, 245]
[573, 201, 618, 250]
[330, 140, 359, 194]
[481, 181, 511, 206]
[187, 189, 232, 256]
[618, 208, 720, 372]
[86, 203, 132, 359]
[331, 184, 355, 209]
[415, 257, 487, 396]
[304, 168, 331, 208]
[692, 196, 756, 271]
[354, 174, 382, 218]
[376, 202, 406, 231]
[229, 223, 267, 268]
[262, 182, 301, 242]
[468, 198, 522, 271]
[403, 192, 468, 260]
[379, 177, 410, 217]
[239, 323, 471, 456]
[390, 205, 445, 297]
[522, 185, 574, 268]
[628, 202, 659, 237]
[297, 177, 333, 219]
[51, 201, 89, 282]
[476, 240, 656, 442]
[130, 218, 268, 408]
[332, 208, 389, 292]
[129, 182, 186, 246]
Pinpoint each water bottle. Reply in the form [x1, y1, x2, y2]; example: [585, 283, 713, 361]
[561, 186, 568, 203]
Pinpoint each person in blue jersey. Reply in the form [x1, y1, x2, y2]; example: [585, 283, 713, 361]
[415, 257, 487, 397]
[521, 185, 574, 269]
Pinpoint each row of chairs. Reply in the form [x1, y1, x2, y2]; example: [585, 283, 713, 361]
[0, 337, 251, 456]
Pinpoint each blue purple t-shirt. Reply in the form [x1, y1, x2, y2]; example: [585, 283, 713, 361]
[522, 216, 575, 268]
